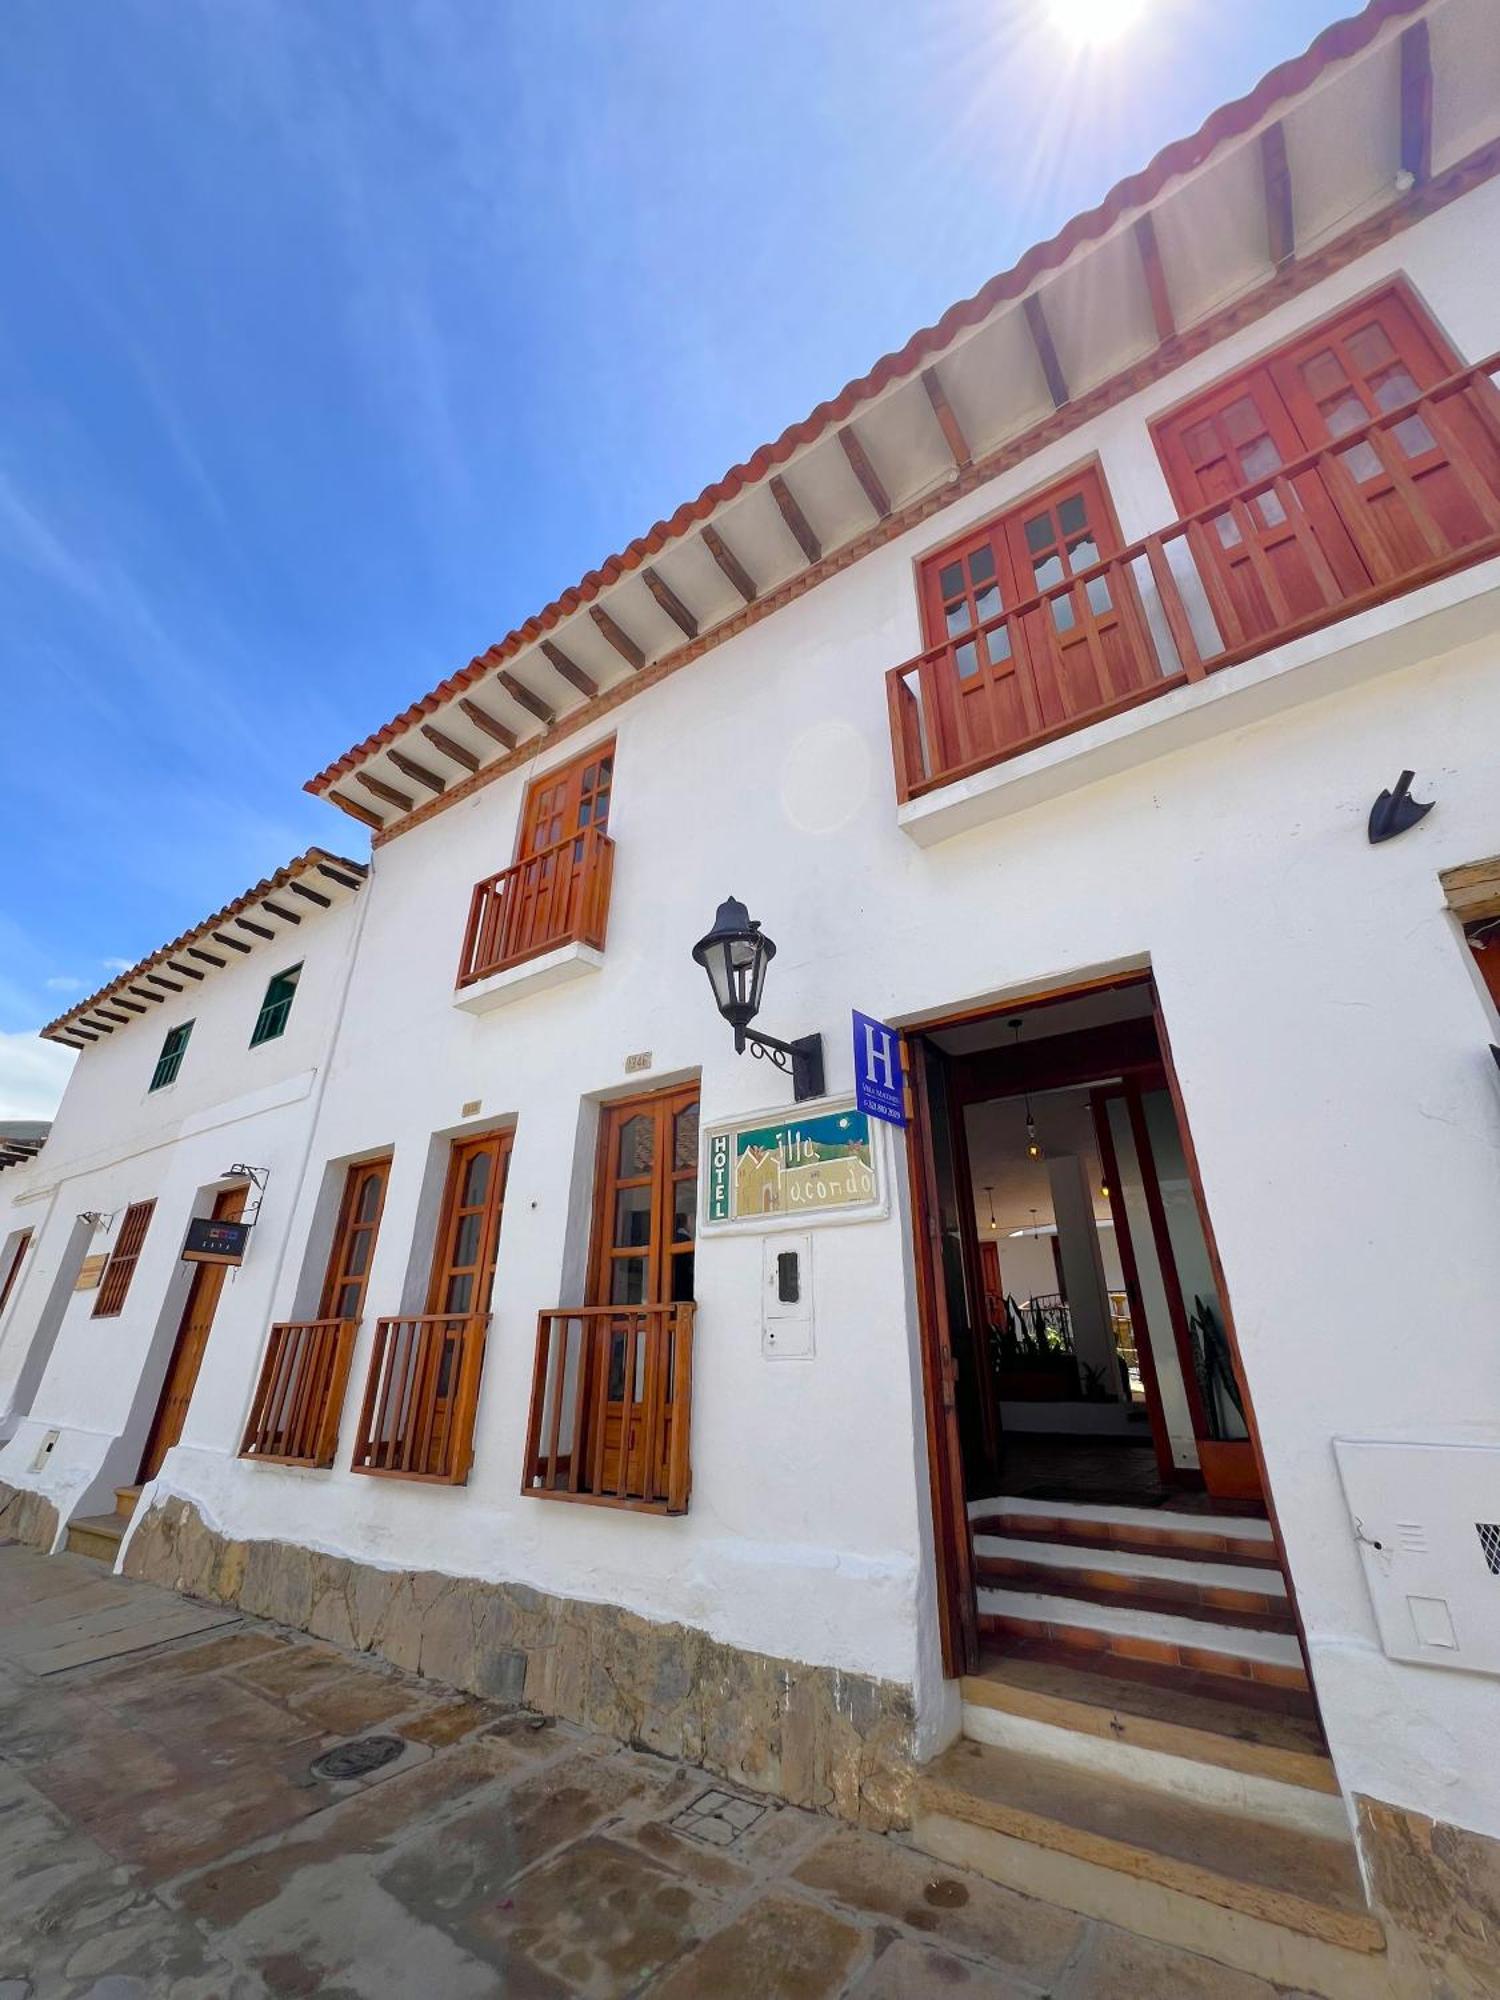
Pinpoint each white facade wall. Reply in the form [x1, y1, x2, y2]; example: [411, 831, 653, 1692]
[0, 889, 365, 1526]
[8, 175, 1500, 1850]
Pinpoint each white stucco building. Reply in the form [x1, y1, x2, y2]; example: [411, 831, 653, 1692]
[5, 2, 1500, 1990]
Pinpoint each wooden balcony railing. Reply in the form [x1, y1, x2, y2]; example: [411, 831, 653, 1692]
[888, 352, 1500, 801]
[457, 826, 614, 987]
[350, 1311, 488, 1483]
[523, 1304, 695, 1515]
[239, 1318, 359, 1469]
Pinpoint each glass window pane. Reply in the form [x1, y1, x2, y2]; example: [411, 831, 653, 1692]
[335, 1280, 360, 1318]
[973, 584, 1001, 624]
[1221, 394, 1264, 445]
[357, 1174, 383, 1223]
[673, 1105, 699, 1170]
[1032, 551, 1064, 592]
[955, 640, 979, 680]
[1024, 511, 1055, 555]
[983, 624, 1012, 666]
[451, 1213, 481, 1271]
[1182, 421, 1218, 463]
[1338, 439, 1383, 484]
[1322, 392, 1368, 439]
[1214, 511, 1243, 549]
[1300, 350, 1346, 401]
[617, 1115, 654, 1178]
[967, 544, 996, 585]
[670, 1250, 695, 1303]
[1238, 436, 1282, 483]
[1085, 575, 1113, 616]
[938, 562, 964, 598]
[345, 1231, 371, 1279]
[1393, 413, 1436, 458]
[1373, 365, 1418, 413]
[1347, 321, 1395, 374]
[462, 1151, 490, 1208]
[444, 1271, 474, 1315]
[1051, 592, 1077, 633]
[614, 1184, 653, 1249]
[1067, 535, 1098, 572]
[1256, 489, 1287, 527]
[944, 600, 971, 636]
[610, 1257, 648, 1305]
[1057, 492, 1088, 537]
[673, 1179, 697, 1243]
[608, 1330, 626, 1401]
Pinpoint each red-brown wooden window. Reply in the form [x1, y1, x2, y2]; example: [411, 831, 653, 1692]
[1153, 282, 1500, 645]
[92, 1200, 156, 1319]
[320, 1158, 390, 1321]
[518, 742, 613, 861]
[0, 1229, 32, 1319]
[916, 464, 1157, 769]
[351, 1131, 511, 1482]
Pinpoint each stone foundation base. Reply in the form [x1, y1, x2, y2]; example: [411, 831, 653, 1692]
[0, 1479, 59, 1552]
[124, 1495, 915, 1829]
[1358, 1794, 1500, 1998]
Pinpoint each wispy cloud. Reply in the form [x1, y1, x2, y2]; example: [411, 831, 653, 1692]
[0, 1031, 74, 1121]
[43, 975, 82, 993]
[100, 957, 132, 973]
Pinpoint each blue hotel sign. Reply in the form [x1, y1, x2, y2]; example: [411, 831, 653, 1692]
[852, 1010, 906, 1128]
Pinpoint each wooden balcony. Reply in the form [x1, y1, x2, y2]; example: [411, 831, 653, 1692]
[888, 353, 1500, 802]
[350, 1311, 488, 1484]
[457, 826, 614, 988]
[239, 1318, 359, 1469]
[523, 1304, 695, 1515]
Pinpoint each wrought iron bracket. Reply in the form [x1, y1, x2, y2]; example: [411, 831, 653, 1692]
[1368, 769, 1434, 843]
[738, 1028, 826, 1102]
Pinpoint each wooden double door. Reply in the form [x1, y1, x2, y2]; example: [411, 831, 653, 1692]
[585, 1084, 698, 1495]
[139, 1185, 245, 1482]
[424, 1131, 512, 1469]
[1155, 283, 1500, 648]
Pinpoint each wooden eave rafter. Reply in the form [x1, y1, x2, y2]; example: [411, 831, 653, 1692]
[358, 770, 415, 812]
[640, 565, 699, 640]
[1400, 18, 1433, 184]
[289, 881, 332, 908]
[539, 641, 598, 699]
[838, 425, 891, 520]
[217, 929, 255, 952]
[1132, 213, 1177, 344]
[497, 670, 555, 725]
[459, 697, 518, 750]
[770, 474, 821, 564]
[330, 789, 383, 830]
[590, 604, 646, 672]
[921, 366, 972, 470]
[129, 984, 165, 1005]
[114, 998, 147, 1014]
[145, 972, 183, 992]
[262, 899, 300, 925]
[701, 524, 758, 603]
[389, 749, 446, 795]
[1022, 291, 1071, 409]
[1262, 121, 1297, 269]
[420, 724, 480, 774]
[168, 959, 204, 980]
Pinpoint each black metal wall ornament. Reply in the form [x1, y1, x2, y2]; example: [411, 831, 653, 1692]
[1368, 769, 1434, 844]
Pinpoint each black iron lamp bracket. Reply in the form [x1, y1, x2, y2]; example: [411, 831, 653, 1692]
[741, 1028, 826, 1102]
[1368, 769, 1434, 844]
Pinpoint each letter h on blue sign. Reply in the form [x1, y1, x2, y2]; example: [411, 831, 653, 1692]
[852, 1010, 906, 1128]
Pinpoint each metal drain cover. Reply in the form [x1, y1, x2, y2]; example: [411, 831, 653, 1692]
[312, 1734, 405, 1781]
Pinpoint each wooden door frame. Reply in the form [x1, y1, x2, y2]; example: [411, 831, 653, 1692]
[139, 1184, 246, 1482]
[426, 1131, 513, 1318]
[318, 1155, 391, 1322]
[1089, 1084, 1178, 1487]
[946, 1066, 1002, 1486]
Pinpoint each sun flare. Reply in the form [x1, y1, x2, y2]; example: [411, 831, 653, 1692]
[1049, 0, 1148, 47]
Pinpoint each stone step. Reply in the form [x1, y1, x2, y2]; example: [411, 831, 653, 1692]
[64, 1515, 127, 1566]
[973, 1533, 1293, 1624]
[114, 1486, 142, 1520]
[912, 1738, 1389, 1998]
[969, 1494, 1278, 1566]
[978, 1585, 1309, 1690]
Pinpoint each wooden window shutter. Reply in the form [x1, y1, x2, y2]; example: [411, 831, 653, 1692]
[92, 1200, 156, 1318]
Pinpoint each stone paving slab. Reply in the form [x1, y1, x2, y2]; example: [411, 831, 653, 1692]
[0, 1542, 1327, 1997]
[0, 1543, 235, 1676]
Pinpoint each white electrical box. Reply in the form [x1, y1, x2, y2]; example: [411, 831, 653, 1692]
[1334, 1438, 1500, 1677]
[762, 1233, 813, 1359]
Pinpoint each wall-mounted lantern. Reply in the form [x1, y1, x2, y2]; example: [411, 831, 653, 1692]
[691, 896, 825, 1102]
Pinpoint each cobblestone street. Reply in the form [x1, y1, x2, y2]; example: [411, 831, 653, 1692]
[0, 1541, 1311, 1998]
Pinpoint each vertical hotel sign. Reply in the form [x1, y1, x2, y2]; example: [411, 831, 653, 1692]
[852, 1010, 906, 1127]
[704, 1103, 879, 1226]
[708, 1130, 733, 1223]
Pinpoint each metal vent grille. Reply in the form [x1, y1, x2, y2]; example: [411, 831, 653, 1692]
[1476, 1523, 1500, 1575]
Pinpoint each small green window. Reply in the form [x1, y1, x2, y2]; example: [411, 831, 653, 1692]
[149, 1021, 193, 1092]
[250, 964, 302, 1047]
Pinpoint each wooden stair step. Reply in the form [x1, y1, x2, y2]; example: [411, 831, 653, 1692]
[64, 1515, 128, 1565]
[915, 1737, 1384, 1958]
[970, 1496, 1278, 1567]
[979, 1586, 1309, 1690]
[975, 1559, 1299, 1634]
[114, 1486, 142, 1520]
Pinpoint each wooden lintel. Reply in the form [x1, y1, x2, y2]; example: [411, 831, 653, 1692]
[1261, 121, 1295, 270]
[388, 749, 446, 795]
[129, 984, 165, 1004]
[769, 474, 821, 564]
[262, 899, 301, 925]
[838, 425, 891, 519]
[701, 524, 757, 603]
[497, 671, 556, 724]
[186, 948, 225, 969]
[145, 972, 184, 992]
[289, 881, 332, 908]
[921, 367, 972, 470]
[316, 862, 365, 889]
[1022, 292, 1070, 408]
[1132, 214, 1176, 343]
[234, 916, 275, 941]
[1400, 21, 1432, 186]
[538, 640, 598, 699]
[458, 697, 518, 751]
[640, 565, 699, 640]
[168, 959, 204, 980]
[213, 930, 253, 955]
[590, 604, 647, 672]
[357, 770, 415, 812]
[329, 788, 385, 829]
[420, 724, 480, 774]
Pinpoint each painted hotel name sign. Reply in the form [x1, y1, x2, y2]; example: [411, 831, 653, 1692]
[705, 1102, 879, 1227]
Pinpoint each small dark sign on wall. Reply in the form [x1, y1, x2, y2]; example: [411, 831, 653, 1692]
[182, 1216, 251, 1267]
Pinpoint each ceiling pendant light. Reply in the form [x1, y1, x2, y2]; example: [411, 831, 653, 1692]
[1009, 1017, 1044, 1163]
[985, 1184, 997, 1233]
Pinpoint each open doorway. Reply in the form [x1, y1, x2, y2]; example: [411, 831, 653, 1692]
[907, 976, 1313, 1722]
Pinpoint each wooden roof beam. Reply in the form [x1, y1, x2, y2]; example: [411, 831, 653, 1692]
[420, 724, 479, 775]
[213, 930, 253, 955]
[590, 604, 646, 672]
[145, 972, 184, 992]
[1022, 292, 1070, 408]
[388, 749, 446, 795]
[113, 997, 147, 1014]
[1261, 121, 1295, 269]
[78, 1018, 112, 1033]
[233, 917, 275, 942]
[701, 524, 757, 604]
[329, 788, 384, 830]
[129, 985, 165, 1004]
[497, 671, 555, 725]
[289, 881, 331, 908]
[838, 425, 891, 520]
[458, 697, 518, 751]
[169, 959, 205, 979]
[1400, 20, 1432, 187]
[262, 899, 301, 925]
[1132, 214, 1176, 344]
[316, 862, 365, 889]
[187, 947, 225, 969]
[55, 1036, 88, 1051]
[641, 565, 699, 640]
[538, 640, 598, 700]
[94, 1009, 131, 1025]
[770, 474, 821, 565]
[357, 771, 415, 813]
[921, 367, 971, 471]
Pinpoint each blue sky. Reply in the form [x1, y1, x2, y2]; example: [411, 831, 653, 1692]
[0, 0, 1338, 1115]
